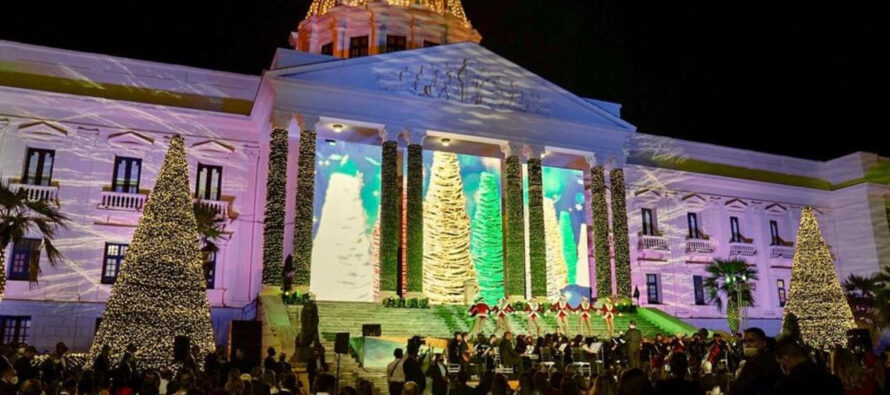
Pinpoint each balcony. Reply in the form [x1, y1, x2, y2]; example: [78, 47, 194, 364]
[729, 241, 757, 256]
[195, 199, 230, 219]
[98, 191, 147, 211]
[685, 238, 715, 254]
[638, 234, 670, 251]
[11, 183, 58, 202]
[769, 245, 795, 259]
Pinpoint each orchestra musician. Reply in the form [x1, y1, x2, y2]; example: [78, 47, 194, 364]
[468, 297, 490, 336]
[576, 297, 594, 336]
[551, 296, 571, 336]
[525, 299, 544, 337]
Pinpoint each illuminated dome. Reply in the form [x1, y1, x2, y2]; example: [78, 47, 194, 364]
[291, 0, 482, 58]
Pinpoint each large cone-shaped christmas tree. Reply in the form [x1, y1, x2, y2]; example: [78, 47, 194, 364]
[783, 207, 855, 349]
[88, 135, 214, 370]
[544, 198, 569, 301]
[423, 152, 476, 304]
[471, 172, 504, 304]
[311, 173, 374, 302]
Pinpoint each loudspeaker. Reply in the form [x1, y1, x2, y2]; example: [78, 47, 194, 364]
[335, 332, 350, 354]
[362, 324, 381, 337]
[173, 336, 190, 362]
[847, 328, 871, 352]
[230, 320, 263, 365]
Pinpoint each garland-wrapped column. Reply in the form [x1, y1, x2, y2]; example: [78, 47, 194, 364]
[525, 145, 547, 300]
[378, 127, 401, 299]
[590, 160, 613, 298]
[403, 128, 426, 298]
[293, 114, 319, 290]
[501, 143, 527, 300]
[610, 167, 631, 297]
[262, 113, 291, 286]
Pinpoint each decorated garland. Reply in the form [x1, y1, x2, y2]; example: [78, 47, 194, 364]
[591, 165, 613, 298]
[293, 130, 316, 287]
[379, 141, 400, 294]
[261, 128, 289, 285]
[504, 155, 526, 298]
[610, 169, 631, 297]
[527, 158, 547, 298]
[406, 144, 424, 294]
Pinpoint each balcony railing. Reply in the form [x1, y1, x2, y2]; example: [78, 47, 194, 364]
[769, 245, 795, 259]
[195, 199, 229, 219]
[11, 183, 58, 202]
[686, 238, 715, 254]
[729, 242, 758, 256]
[638, 234, 670, 251]
[98, 191, 147, 211]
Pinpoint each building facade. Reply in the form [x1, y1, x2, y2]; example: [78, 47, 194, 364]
[2, 0, 889, 349]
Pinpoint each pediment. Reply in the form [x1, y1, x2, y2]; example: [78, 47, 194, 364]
[725, 199, 749, 212]
[681, 193, 708, 209]
[191, 139, 235, 159]
[765, 203, 787, 215]
[17, 121, 68, 141]
[634, 189, 663, 204]
[271, 43, 635, 132]
[108, 131, 154, 150]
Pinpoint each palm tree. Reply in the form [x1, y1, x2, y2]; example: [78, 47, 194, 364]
[843, 273, 886, 342]
[193, 202, 226, 282]
[0, 182, 69, 300]
[703, 257, 759, 333]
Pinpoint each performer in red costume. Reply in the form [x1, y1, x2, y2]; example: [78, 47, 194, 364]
[524, 299, 543, 337]
[599, 296, 620, 338]
[492, 297, 513, 334]
[550, 295, 571, 336]
[576, 296, 594, 336]
[468, 297, 490, 336]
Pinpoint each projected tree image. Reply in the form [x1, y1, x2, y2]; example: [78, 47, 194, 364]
[559, 211, 578, 284]
[423, 151, 476, 304]
[544, 198, 569, 301]
[471, 172, 504, 304]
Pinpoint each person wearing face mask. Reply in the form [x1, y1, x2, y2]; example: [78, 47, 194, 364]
[772, 340, 842, 394]
[729, 327, 781, 395]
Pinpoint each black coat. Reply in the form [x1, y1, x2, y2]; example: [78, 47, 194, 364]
[729, 350, 782, 395]
[403, 356, 426, 393]
[426, 362, 448, 395]
[772, 361, 843, 395]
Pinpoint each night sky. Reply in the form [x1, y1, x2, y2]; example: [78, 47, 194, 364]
[1, 1, 887, 161]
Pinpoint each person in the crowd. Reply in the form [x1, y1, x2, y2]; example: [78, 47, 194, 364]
[314, 373, 336, 395]
[403, 345, 426, 394]
[772, 340, 843, 395]
[264, 347, 281, 376]
[12, 345, 38, 383]
[729, 327, 781, 395]
[386, 348, 406, 395]
[590, 374, 618, 395]
[654, 352, 702, 395]
[833, 347, 875, 395]
[452, 370, 475, 395]
[278, 352, 292, 375]
[307, 346, 329, 392]
[426, 353, 448, 395]
[0, 363, 18, 394]
[618, 368, 652, 395]
[490, 373, 513, 395]
[356, 379, 374, 395]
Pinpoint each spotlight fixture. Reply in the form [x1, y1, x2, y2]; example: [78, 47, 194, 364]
[441, 138, 452, 147]
[332, 124, 344, 133]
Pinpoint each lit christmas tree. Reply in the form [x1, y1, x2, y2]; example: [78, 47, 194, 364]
[88, 135, 214, 370]
[783, 207, 855, 349]
[311, 173, 374, 302]
[371, 218, 381, 300]
[559, 211, 578, 284]
[423, 151, 476, 304]
[544, 198, 568, 301]
[471, 172, 504, 304]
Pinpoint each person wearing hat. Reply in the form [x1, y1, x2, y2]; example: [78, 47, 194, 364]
[468, 297, 490, 337]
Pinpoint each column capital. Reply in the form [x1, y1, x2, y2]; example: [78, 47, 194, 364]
[500, 141, 526, 158]
[605, 154, 627, 170]
[400, 127, 427, 146]
[270, 111, 294, 130]
[378, 126, 401, 143]
[584, 153, 598, 168]
[296, 113, 320, 132]
[523, 145, 546, 161]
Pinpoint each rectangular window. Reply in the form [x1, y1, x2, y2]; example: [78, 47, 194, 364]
[101, 243, 128, 284]
[770, 220, 780, 245]
[112, 157, 141, 194]
[205, 251, 217, 289]
[687, 213, 701, 239]
[693, 275, 706, 305]
[423, 40, 439, 47]
[386, 35, 407, 53]
[196, 164, 223, 201]
[7, 238, 40, 281]
[321, 42, 333, 56]
[730, 217, 741, 242]
[646, 274, 660, 304]
[0, 316, 32, 345]
[22, 148, 55, 186]
[349, 36, 369, 58]
[641, 208, 656, 236]
[777, 279, 787, 307]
